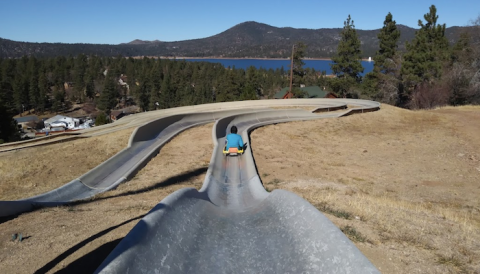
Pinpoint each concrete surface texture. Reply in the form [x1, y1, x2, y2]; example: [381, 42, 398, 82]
[0, 108, 267, 217]
[95, 99, 380, 273]
[1, 99, 380, 273]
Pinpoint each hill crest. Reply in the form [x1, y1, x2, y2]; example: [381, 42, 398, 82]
[0, 21, 472, 58]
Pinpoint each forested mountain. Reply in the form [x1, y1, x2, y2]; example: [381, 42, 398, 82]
[0, 21, 472, 58]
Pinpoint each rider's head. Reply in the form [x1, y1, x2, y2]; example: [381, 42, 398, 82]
[230, 126, 238, 134]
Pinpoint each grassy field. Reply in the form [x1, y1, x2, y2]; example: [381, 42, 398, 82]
[0, 128, 134, 200]
[0, 105, 479, 273]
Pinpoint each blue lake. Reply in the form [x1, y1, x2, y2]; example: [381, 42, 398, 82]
[182, 58, 374, 75]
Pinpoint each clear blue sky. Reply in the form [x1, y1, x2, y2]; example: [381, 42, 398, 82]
[1, 0, 478, 44]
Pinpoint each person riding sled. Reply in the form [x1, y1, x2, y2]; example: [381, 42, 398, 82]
[224, 126, 246, 154]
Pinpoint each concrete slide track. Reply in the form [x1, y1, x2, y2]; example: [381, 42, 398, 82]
[93, 99, 380, 273]
[1, 99, 380, 273]
[0, 108, 269, 217]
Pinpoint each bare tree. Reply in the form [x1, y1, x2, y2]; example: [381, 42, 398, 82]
[409, 83, 449, 109]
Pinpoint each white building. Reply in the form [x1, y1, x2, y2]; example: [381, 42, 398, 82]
[44, 115, 80, 130]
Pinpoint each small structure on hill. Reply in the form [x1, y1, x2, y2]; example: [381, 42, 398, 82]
[273, 86, 337, 99]
[110, 110, 125, 121]
[44, 115, 80, 130]
[14, 115, 39, 129]
[14, 115, 39, 138]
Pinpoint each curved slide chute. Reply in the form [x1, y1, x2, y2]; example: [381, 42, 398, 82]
[95, 99, 380, 273]
[0, 108, 270, 217]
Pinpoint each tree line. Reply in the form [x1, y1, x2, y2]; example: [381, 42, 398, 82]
[0, 55, 324, 142]
[1, 5, 479, 143]
[324, 5, 480, 108]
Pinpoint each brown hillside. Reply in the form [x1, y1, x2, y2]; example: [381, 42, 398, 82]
[0, 105, 479, 273]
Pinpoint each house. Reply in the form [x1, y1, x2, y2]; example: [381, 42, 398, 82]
[273, 86, 337, 99]
[110, 110, 125, 121]
[14, 115, 39, 127]
[44, 115, 80, 130]
[14, 115, 39, 134]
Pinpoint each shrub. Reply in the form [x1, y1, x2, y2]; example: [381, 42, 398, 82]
[95, 112, 109, 126]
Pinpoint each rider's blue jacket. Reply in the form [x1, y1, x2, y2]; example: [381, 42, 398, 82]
[225, 133, 244, 150]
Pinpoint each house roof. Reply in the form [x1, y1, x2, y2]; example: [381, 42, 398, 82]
[110, 110, 124, 117]
[14, 115, 39, 123]
[44, 115, 78, 125]
[273, 86, 334, 99]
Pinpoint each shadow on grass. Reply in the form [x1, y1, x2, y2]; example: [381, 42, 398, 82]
[0, 166, 208, 225]
[54, 239, 122, 274]
[73, 166, 208, 205]
[0, 214, 19, 225]
[34, 214, 145, 274]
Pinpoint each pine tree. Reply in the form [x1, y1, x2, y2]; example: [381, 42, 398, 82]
[0, 59, 19, 143]
[363, 12, 401, 103]
[330, 15, 364, 97]
[401, 5, 450, 89]
[84, 72, 95, 100]
[375, 13, 401, 76]
[148, 61, 162, 110]
[0, 104, 19, 143]
[13, 58, 29, 114]
[290, 42, 307, 89]
[241, 66, 260, 100]
[74, 54, 88, 102]
[38, 69, 48, 113]
[29, 73, 39, 111]
[97, 71, 118, 113]
[0, 59, 15, 113]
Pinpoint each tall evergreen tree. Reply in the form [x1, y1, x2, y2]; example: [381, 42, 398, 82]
[0, 59, 19, 143]
[363, 12, 401, 103]
[330, 15, 364, 97]
[97, 71, 118, 113]
[401, 5, 450, 89]
[84, 72, 95, 100]
[374, 13, 401, 76]
[38, 68, 49, 113]
[74, 54, 88, 102]
[29, 73, 39, 110]
[445, 16, 480, 105]
[241, 66, 260, 100]
[13, 57, 29, 114]
[0, 104, 19, 143]
[26, 56, 39, 108]
[0, 59, 15, 113]
[290, 42, 307, 89]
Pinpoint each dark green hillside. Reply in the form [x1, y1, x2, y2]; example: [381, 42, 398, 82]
[0, 21, 472, 58]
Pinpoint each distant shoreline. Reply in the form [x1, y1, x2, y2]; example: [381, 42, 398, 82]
[134, 56, 373, 62]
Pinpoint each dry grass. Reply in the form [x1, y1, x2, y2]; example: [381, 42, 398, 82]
[252, 104, 480, 273]
[1, 104, 480, 273]
[0, 128, 134, 200]
[0, 123, 213, 274]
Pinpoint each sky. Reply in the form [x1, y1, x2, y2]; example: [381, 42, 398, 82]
[0, 0, 479, 44]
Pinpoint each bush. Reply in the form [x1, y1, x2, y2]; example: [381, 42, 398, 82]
[95, 112, 109, 126]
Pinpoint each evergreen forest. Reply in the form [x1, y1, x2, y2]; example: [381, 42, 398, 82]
[1, 5, 479, 143]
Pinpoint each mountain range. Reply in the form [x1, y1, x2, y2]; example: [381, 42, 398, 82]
[0, 21, 472, 59]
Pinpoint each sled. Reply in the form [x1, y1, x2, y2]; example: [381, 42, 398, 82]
[223, 146, 244, 156]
